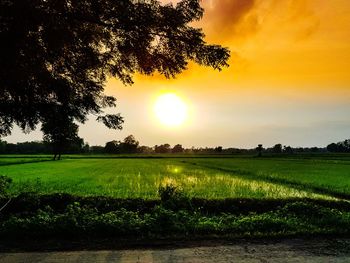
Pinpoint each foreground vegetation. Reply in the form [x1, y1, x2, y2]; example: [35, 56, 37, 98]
[1, 189, 350, 240]
[0, 154, 350, 242]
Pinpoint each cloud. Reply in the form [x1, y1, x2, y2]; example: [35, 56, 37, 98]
[200, 0, 258, 41]
[259, 0, 320, 41]
[197, 0, 321, 43]
[161, 0, 320, 43]
[289, 1, 320, 41]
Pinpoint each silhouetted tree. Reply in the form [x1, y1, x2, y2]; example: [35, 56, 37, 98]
[16, 142, 45, 154]
[327, 139, 350, 153]
[327, 143, 338, 152]
[138, 145, 154, 154]
[155, 144, 171, 153]
[283, 145, 294, 154]
[104, 141, 120, 154]
[82, 143, 90, 153]
[90, 145, 105, 154]
[41, 113, 82, 160]
[172, 144, 184, 153]
[215, 146, 223, 153]
[0, 140, 6, 154]
[256, 144, 263, 157]
[0, 0, 230, 157]
[272, 144, 283, 154]
[121, 135, 139, 153]
[309, 147, 320, 153]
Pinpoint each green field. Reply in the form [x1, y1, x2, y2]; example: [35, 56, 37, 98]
[2, 154, 350, 241]
[0, 155, 349, 200]
[0, 156, 51, 166]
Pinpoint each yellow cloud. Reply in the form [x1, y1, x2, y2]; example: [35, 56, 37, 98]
[109, 0, 350, 95]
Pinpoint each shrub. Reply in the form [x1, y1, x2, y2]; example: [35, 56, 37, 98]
[158, 184, 191, 210]
[0, 175, 12, 198]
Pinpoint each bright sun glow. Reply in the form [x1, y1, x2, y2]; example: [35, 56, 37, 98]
[154, 93, 188, 126]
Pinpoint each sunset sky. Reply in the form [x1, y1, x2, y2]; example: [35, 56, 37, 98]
[6, 0, 350, 148]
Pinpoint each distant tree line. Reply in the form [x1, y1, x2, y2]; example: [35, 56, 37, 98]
[327, 139, 350, 153]
[100, 140, 332, 155]
[255, 144, 327, 156]
[2, 136, 350, 155]
[104, 135, 140, 154]
[0, 139, 88, 154]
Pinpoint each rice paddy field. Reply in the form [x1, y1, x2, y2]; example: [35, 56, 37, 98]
[1, 155, 350, 200]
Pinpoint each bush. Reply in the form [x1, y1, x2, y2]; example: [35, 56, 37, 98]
[0, 175, 12, 198]
[158, 184, 191, 210]
[1, 200, 350, 239]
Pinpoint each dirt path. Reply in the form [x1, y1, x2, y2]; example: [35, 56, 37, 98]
[1, 238, 350, 262]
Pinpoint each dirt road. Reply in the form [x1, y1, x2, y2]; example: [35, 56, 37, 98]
[1, 238, 349, 262]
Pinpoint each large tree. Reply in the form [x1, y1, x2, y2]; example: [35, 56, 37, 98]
[121, 135, 139, 153]
[0, 0, 230, 156]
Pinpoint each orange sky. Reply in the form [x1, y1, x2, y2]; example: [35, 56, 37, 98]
[7, 0, 350, 148]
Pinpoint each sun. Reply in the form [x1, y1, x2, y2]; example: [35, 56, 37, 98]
[154, 93, 188, 126]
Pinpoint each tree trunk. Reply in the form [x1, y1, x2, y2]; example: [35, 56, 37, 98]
[58, 152, 61, 160]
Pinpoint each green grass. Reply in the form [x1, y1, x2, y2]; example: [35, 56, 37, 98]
[183, 158, 350, 198]
[0, 156, 51, 166]
[0, 155, 347, 199]
[1, 154, 350, 242]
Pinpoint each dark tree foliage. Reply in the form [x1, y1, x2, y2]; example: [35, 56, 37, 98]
[104, 140, 120, 153]
[121, 135, 139, 153]
[271, 144, 283, 154]
[41, 113, 84, 160]
[256, 144, 263, 157]
[138, 145, 153, 154]
[90, 145, 105, 154]
[172, 144, 184, 153]
[104, 135, 139, 154]
[0, 139, 87, 154]
[327, 143, 338, 152]
[283, 145, 293, 154]
[327, 139, 350, 153]
[0, 139, 6, 153]
[155, 144, 171, 153]
[215, 146, 223, 153]
[0, 0, 230, 158]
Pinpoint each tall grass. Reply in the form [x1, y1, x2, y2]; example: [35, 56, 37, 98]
[0, 158, 337, 199]
[0, 156, 51, 166]
[184, 158, 350, 198]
